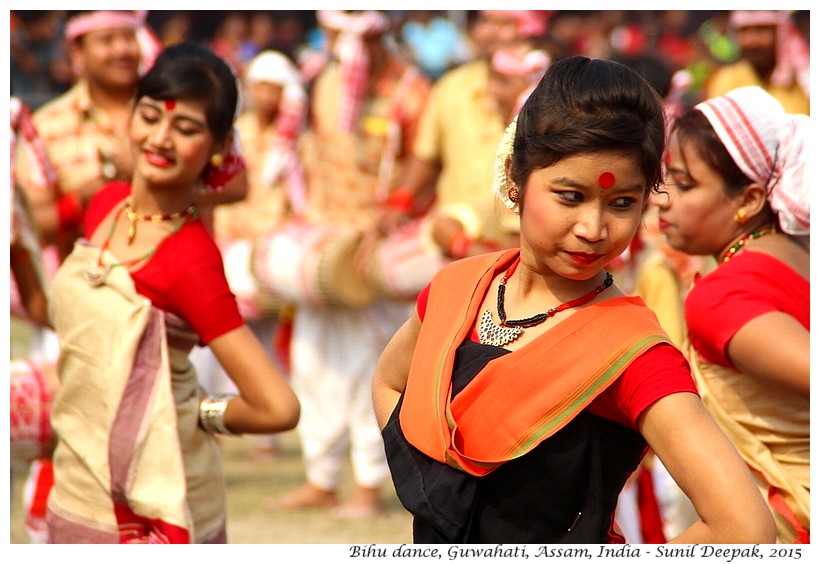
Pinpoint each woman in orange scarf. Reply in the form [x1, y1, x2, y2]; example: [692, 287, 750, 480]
[372, 56, 774, 544]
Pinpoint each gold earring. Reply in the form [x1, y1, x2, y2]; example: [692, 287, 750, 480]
[210, 153, 224, 168]
[735, 208, 748, 224]
[507, 185, 520, 204]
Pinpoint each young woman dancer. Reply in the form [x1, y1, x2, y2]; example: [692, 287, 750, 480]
[372, 56, 775, 544]
[656, 86, 809, 543]
[45, 43, 299, 543]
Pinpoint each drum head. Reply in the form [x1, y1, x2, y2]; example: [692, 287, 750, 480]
[318, 229, 377, 309]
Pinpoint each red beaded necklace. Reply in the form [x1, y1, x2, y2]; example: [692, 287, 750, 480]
[478, 257, 614, 347]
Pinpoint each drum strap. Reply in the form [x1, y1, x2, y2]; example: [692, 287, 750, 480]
[375, 66, 422, 201]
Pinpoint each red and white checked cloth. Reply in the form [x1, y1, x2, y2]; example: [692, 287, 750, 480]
[696, 86, 809, 235]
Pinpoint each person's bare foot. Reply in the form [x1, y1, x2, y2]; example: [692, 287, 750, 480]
[267, 483, 338, 510]
[332, 486, 385, 519]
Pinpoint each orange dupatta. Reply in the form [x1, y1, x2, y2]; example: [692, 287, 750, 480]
[400, 250, 670, 477]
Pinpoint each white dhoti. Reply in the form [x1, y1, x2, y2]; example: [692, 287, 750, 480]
[290, 299, 412, 490]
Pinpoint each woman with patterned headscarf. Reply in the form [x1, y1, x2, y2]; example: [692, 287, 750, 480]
[655, 86, 809, 543]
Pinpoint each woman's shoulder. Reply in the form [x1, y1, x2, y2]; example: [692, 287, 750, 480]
[165, 220, 223, 263]
[84, 182, 130, 235]
[696, 250, 807, 293]
[89, 181, 130, 209]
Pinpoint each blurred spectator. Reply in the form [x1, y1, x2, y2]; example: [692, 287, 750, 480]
[398, 10, 472, 80]
[211, 11, 249, 73]
[654, 10, 698, 70]
[375, 11, 552, 260]
[17, 10, 144, 262]
[240, 11, 278, 63]
[205, 50, 309, 456]
[10, 11, 73, 111]
[269, 14, 309, 61]
[705, 10, 809, 115]
[157, 12, 192, 46]
[697, 11, 739, 64]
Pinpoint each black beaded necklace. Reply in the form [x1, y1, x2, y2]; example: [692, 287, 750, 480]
[478, 257, 614, 347]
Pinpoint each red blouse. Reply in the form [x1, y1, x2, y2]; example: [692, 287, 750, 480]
[84, 182, 243, 345]
[685, 251, 810, 369]
[416, 283, 698, 430]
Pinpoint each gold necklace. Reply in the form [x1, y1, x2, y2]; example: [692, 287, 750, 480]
[124, 197, 197, 244]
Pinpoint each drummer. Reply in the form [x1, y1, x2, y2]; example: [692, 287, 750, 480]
[375, 11, 552, 260]
[209, 49, 309, 454]
[267, 11, 432, 518]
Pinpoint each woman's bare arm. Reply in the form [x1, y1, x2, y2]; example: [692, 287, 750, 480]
[372, 311, 422, 429]
[638, 392, 775, 544]
[208, 325, 300, 434]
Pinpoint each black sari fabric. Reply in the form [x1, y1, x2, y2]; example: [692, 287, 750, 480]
[383, 340, 647, 544]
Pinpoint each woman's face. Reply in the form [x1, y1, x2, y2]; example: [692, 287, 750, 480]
[517, 150, 647, 281]
[130, 96, 217, 188]
[250, 81, 284, 117]
[654, 134, 742, 256]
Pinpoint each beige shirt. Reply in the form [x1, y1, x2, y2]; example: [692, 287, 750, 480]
[706, 60, 810, 115]
[213, 112, 293, 241]
[413, 59, 519, 240]
[31, 81, 133, 195]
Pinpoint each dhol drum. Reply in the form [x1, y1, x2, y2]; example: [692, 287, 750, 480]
[252, 219, 377, 309]
[220, 238, 284, 321]
[365, 217, 451, 302]
[10, 359, 54, 463]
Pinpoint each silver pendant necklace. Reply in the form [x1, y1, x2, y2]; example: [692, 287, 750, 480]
[477, 258, 613, 347]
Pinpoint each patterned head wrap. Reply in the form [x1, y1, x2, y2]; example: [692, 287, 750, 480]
[729, 10, 810, 97]
[65, 10, 142, 42]
[695, 86, 809, 235]
[65, 10, 163, 76]
[316, 10, 390, 133]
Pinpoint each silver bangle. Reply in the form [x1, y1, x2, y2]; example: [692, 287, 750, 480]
[199, 394, 240, 435]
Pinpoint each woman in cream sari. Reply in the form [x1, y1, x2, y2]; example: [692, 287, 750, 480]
[656, 86, 809, 543]
[46, 43, 299, 543]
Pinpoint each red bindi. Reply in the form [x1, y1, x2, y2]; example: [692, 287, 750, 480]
[598, 171, 615, 189]
[164, 99, 176, 111]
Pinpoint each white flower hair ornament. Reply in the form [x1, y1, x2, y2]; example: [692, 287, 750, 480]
[493, 116, 519, 211]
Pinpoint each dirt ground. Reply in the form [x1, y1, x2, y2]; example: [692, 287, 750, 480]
[9, 431, 414, 545]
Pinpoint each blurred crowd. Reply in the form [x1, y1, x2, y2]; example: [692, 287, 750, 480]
[11, 10, 811, 113]
[10, 9, 809, 545]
